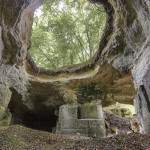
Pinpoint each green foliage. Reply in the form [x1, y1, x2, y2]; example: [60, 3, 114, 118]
[76, 82, 102, 103]
[30, 0, 106, 69]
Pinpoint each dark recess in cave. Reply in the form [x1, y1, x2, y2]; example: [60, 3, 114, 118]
[8, 88, 58, 132]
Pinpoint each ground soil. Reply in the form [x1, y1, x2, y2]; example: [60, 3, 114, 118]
[0, 125, 150, 150]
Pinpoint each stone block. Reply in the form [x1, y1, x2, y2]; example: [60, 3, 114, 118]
[79, 101, 104, 119]
[56, 102, 106, 137]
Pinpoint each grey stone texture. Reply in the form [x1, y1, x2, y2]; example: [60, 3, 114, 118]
[56, 101, 106, 137]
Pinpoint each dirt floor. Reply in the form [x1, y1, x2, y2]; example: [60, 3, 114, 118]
[0, 125, 150, 150]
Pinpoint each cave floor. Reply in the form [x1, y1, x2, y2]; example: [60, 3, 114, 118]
[0, 125, 150, 150]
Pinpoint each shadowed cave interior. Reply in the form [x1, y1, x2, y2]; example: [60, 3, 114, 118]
[8, 87, 135, 133]
[8, 88, 58, 132]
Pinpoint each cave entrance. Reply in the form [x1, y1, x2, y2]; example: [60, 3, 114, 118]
[8, 88, 58, 132]
[30, 0, 106, 70]
[19, 107, 58, 132]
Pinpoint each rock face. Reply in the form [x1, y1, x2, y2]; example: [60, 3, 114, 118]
[56, 101, 106, 137]
[130, 1, 150, 133]
[0, 0, 150, 134]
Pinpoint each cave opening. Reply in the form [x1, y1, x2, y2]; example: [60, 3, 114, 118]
[17, 107, 58, 132]
[4, 0, 135, 135]
[8, 88, 58, 132]
[30, 0, 106, 70]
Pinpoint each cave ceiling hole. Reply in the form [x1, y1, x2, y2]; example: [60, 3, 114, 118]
[30, 0, 106, 70]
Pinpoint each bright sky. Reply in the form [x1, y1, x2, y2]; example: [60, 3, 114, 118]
[58, 1, 66, 11]
[34, 1, 66, 17]
[34, 6, 43, 17]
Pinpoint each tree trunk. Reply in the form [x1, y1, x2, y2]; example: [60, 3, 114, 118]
[0, 0, 150, 133]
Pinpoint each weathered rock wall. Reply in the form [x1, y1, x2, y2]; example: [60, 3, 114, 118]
[0, 0, 42, 124]
[126, 1, 150, 133]
[93, 0, 150, 133]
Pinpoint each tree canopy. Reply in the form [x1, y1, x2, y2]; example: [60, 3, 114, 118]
[30, 0, 106, 69]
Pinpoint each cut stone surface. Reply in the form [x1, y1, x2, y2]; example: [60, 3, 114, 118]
[56, 101, 106, 137]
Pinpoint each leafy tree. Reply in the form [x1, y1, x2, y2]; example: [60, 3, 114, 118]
[30, 0, 106, 69]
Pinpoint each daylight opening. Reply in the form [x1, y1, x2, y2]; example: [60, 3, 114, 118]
[30, 0, 106, 69]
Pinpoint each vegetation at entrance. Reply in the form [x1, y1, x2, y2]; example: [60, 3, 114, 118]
[30, 0, 106, 69]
